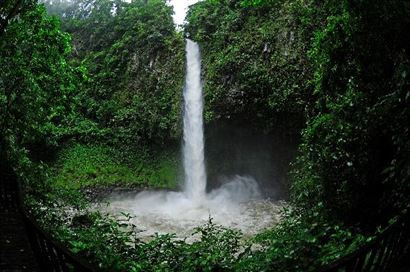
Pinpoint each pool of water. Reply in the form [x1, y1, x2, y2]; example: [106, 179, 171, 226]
[99, 176, 283, 241]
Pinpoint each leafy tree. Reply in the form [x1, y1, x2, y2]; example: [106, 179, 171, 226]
[45, 0, 185, 147]
[291, 0, 410, 228]
[39, 0, 72, 17]
[0, 0, 36, 35]
[0, 2, 80, 184]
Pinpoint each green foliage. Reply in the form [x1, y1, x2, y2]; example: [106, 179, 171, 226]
[291, 0, 410, 227]
[235, 207, 368, 272]
[185, 0, 311, 134]
[184, 0, 409, 269]
[48, 0, 186, 146]
[29, 194, 246, 272]
[180, 219, 242, 271]
[28, 190, 372, 272]
[185, 0, 408, 230]
[0, 3, 83, 184]
[0, 0, 37, 35]
[3, 0, 408, 271]
[49, 143, 180, 190]
[240, 0, 276, 7]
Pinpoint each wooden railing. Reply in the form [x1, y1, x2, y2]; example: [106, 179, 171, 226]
[16, 183, 99, 272]
[21, 213, 99, 272]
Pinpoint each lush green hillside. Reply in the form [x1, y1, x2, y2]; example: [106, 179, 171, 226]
[1, 0, 409, 271]
[187, 0, 410, 229]
[0, 1, 81, 184]
[38, 0, 186, 190]
[186, 0, 311, 135]
[50, 0, 185, 146]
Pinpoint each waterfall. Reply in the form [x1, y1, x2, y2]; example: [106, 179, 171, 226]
[103, 40, 277, 242]
[183, 39, 207, 200]
[101, 37, 272, 239]
[86, 0, 284, 244]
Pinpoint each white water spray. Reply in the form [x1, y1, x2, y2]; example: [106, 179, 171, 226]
[183, 39, 207, 200]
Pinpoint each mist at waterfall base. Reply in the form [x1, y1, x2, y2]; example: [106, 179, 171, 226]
[105, 175, 281, 239]
[101, 40, 283, 240]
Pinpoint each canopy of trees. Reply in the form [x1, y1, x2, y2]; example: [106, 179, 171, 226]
[0, 0, 81, 182]
[43, 0, 185, 147]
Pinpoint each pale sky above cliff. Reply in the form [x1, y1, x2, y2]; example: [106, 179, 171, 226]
[169, 0, 200, 25]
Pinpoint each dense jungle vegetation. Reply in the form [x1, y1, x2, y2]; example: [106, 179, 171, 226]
[1, 0, 409, 271]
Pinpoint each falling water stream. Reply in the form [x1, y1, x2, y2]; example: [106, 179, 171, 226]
[183, 39, 207, 201]
[101, 40, 282, 241]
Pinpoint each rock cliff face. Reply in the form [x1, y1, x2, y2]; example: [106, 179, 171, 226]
[185, 0, 312, 136]
[183, 0, 311, 192]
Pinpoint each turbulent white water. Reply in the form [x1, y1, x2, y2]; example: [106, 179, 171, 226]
[183, 39, 207, 201]
[104, 176, 282, 241]
[101, 40, 282, 240]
